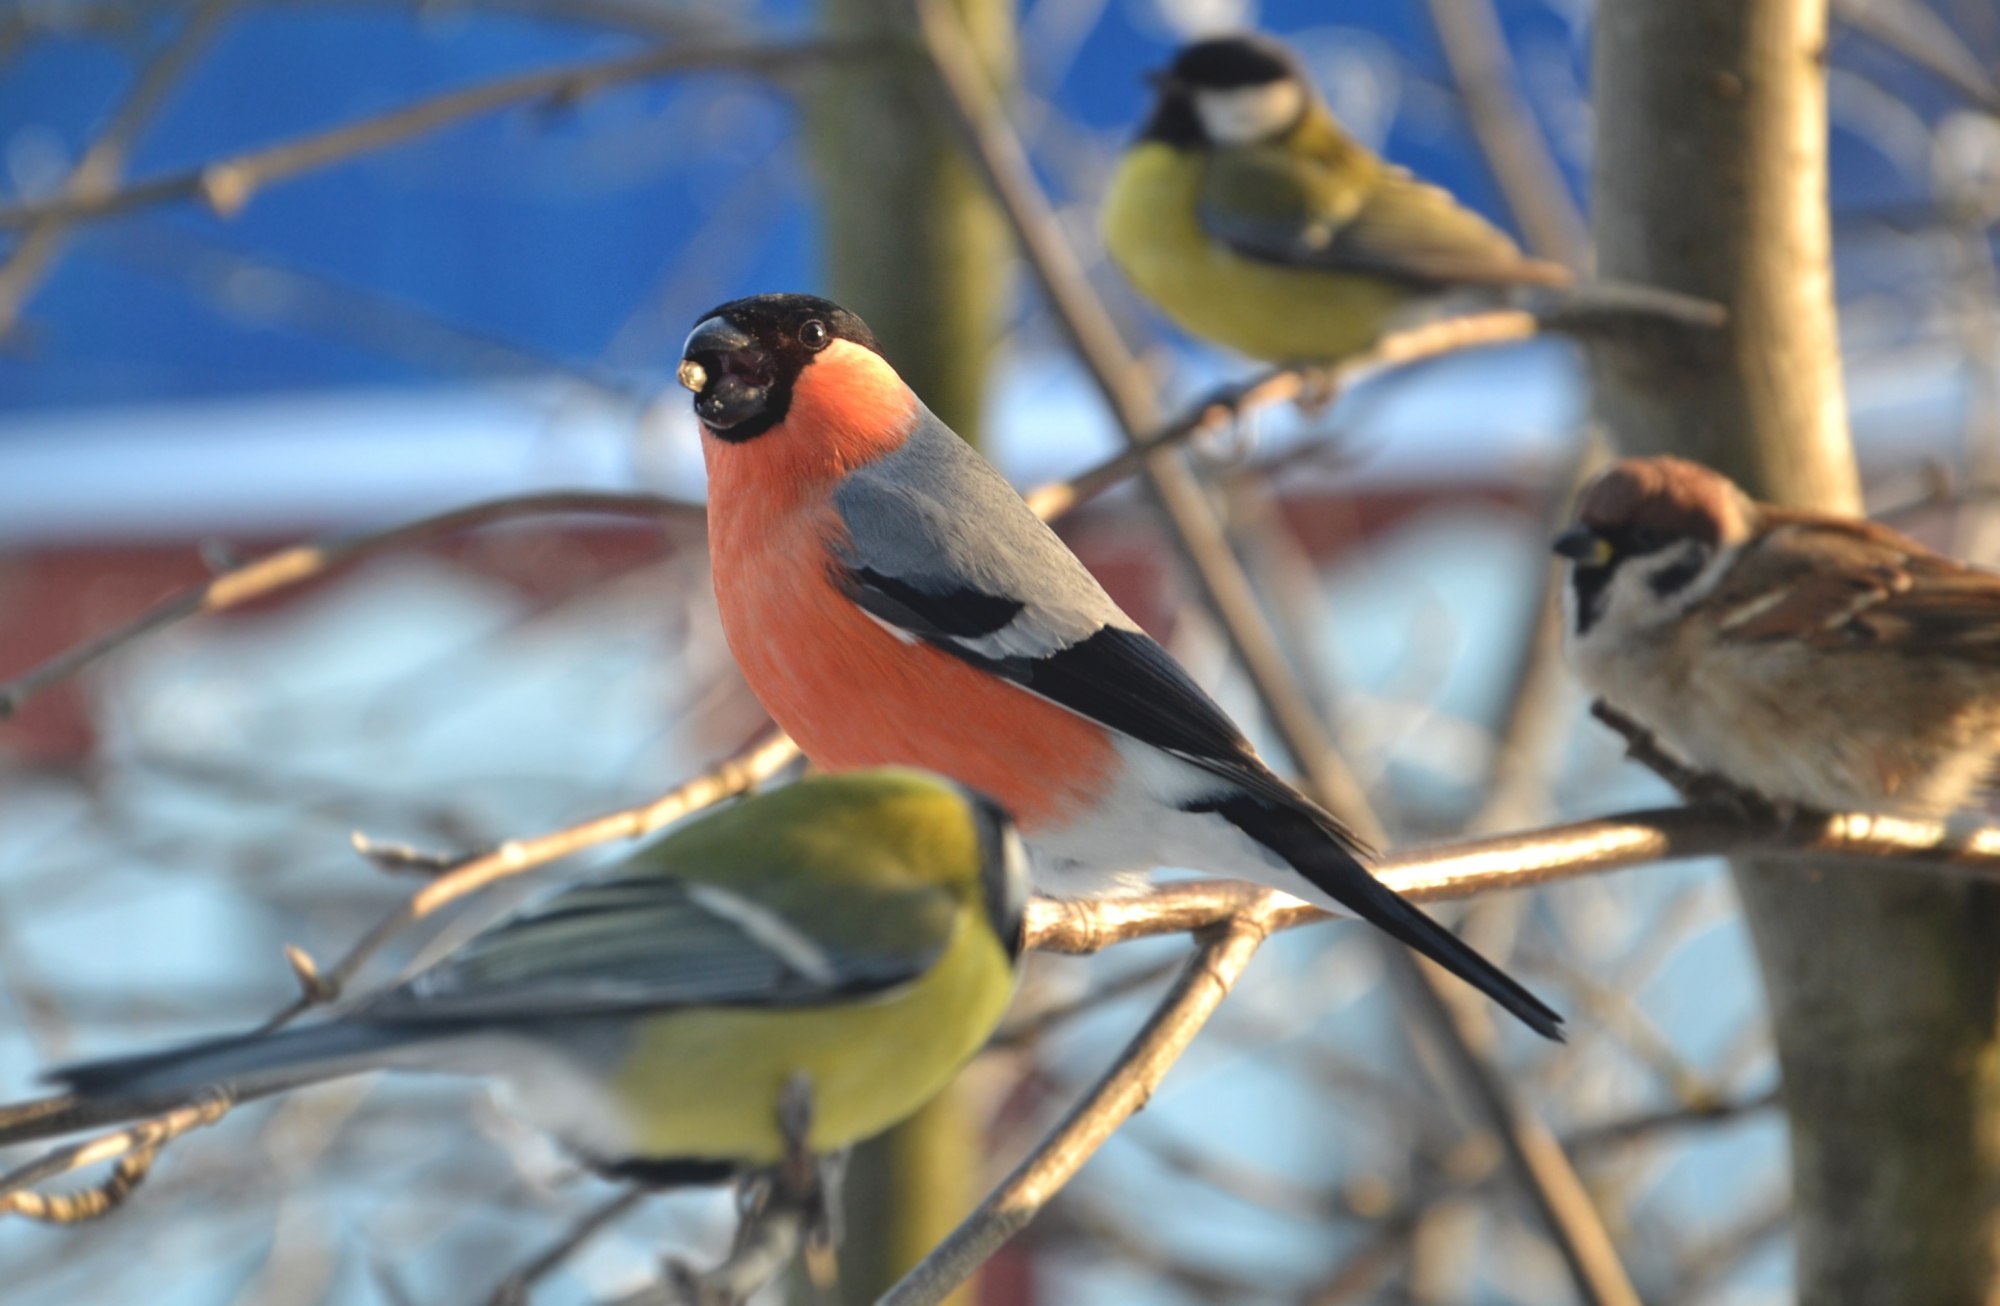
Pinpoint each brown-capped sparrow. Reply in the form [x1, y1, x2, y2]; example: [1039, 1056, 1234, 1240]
[1557, 455, 2000, 817]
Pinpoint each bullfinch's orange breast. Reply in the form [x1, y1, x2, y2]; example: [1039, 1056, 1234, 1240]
[701, 345, 1118, 830]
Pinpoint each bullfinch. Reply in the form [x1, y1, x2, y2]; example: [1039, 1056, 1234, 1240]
[1102, 33, 1568, 365]
[682, 292, 1562, 1039]
[0, 770, 1030, 1183]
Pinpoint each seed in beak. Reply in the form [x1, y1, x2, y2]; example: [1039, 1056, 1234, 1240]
[677, 359, 709, 394]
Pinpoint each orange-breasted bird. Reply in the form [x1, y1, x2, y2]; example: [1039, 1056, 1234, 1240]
[682, 292, 1560, 1039]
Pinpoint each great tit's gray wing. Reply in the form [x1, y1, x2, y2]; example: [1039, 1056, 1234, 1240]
[1199, 144, 1565, 287]
[370, 870, 957, 1021]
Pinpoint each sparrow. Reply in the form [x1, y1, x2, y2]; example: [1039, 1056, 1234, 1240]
[1558, 455, 2000, 817]
[1100, 32, 1568, 365]
[0, 771, 1030, 1186]
[681, 291, 1561, 1039]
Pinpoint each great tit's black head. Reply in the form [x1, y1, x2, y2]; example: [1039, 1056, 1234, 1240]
[679, 293, 885, 442]
[1139, 33, 1310, 149]
[963, 787, 1031, 961]
[1555, 457, 1749, 633]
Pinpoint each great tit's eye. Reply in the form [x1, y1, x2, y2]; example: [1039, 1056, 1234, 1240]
[799, 320, 830, 351]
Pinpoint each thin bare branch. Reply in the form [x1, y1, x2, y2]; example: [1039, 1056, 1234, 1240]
[0, 1094, 232, 1222]
[1834, 0, 2000, 115]
[259, 728, 800, 1026]
[1566, 1087, 1780, 1154]
[1025, 802, 2000, 954]
[0, 37, 875, 233]
[1021, 309, 1541, 520]
[485, 1188, 650, 1306]
[0, 0, 240, 334]
[1424, 0, 1588, 266]
[0, 490, 699, 721]
[879, 912, 1275, 1306]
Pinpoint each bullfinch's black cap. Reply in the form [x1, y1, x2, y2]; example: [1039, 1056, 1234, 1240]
[679, 293, 885, 442]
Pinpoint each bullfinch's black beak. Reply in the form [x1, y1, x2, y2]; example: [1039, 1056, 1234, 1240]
[1553, 525, 1614, 567]
[680, 316, 773, 432]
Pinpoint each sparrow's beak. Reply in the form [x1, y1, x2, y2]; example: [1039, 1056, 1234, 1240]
[1553, 526, 1615, 567]
[681, 316, 773, 432]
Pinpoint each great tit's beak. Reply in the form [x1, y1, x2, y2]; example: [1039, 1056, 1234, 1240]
[1144, 67, 1183, 94]
[1553, 526, 1615, 568]
[680, 316, 772, 432]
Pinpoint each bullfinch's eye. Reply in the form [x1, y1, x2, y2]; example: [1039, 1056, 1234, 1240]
[799, 320, 830, 351]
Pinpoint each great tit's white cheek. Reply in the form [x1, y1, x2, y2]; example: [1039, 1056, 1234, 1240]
[1193, 82, 1306, 145]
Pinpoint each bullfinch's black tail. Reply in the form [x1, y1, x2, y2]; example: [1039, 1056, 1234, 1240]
[1215, 798, 1565, 1040]
[0, 1022, 418, 1148]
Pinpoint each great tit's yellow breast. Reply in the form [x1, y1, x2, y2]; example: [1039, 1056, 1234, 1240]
[608, 909, 1015, 1164]
[1102, 141, 1408, 364]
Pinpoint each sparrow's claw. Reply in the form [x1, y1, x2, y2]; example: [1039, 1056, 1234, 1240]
[1588, 700, 1795, 825]
[1679, 772, 1793, 826]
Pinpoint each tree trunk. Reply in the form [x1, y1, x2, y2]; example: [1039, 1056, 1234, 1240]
[806, 1, 1013, 1301]
[1591, 1, 2000, 1301]
[811, 0, 1011, 451]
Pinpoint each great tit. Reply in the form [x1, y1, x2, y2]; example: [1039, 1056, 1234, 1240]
[0, 769, 1030, 1187]
[1102, 32, 1569, 364]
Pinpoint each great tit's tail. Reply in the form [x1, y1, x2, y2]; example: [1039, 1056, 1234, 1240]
[1212, 796, 1566, 1041]
[0, 1022, 419, 1148]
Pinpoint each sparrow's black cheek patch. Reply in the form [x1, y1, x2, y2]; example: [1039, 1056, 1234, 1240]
[1647, 555, 1708, 599]
[1571, 566, 1614, 634]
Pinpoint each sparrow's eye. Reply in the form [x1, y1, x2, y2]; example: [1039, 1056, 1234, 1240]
[1628, 525, 1671, 553]
[799, 320, 830, 351]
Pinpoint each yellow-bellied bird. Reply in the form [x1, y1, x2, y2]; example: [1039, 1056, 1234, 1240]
[0, 770, 1029, 1189]
[1102, 32, 1568, 364]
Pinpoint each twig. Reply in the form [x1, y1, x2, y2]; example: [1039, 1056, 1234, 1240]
[0, 1093, 232, 1222]
[1424, 0, 1588, 267]
[1660, 1192, 1791, 1306]
[1834, 0, 2000, 115]
[0, 0, 240, 335]
[1587, 702, 1791, 817]
[486, 1187, 650, 1306]
[1566, 1087, 1780, 1155]
[257, 728, 800, 1027]
[987, 955, 1182, 1051]
[1466, 436, 1605, 833]
[0, 37, 878, 232]
[1024, 802, 2000, 954]
[878, 911, 1276, 1306]
[1020, 310, 1542, 521]
[0, 490, 699, 721]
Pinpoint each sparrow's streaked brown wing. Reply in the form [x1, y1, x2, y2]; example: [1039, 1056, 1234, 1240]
[1707, 515, 2000, 657]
